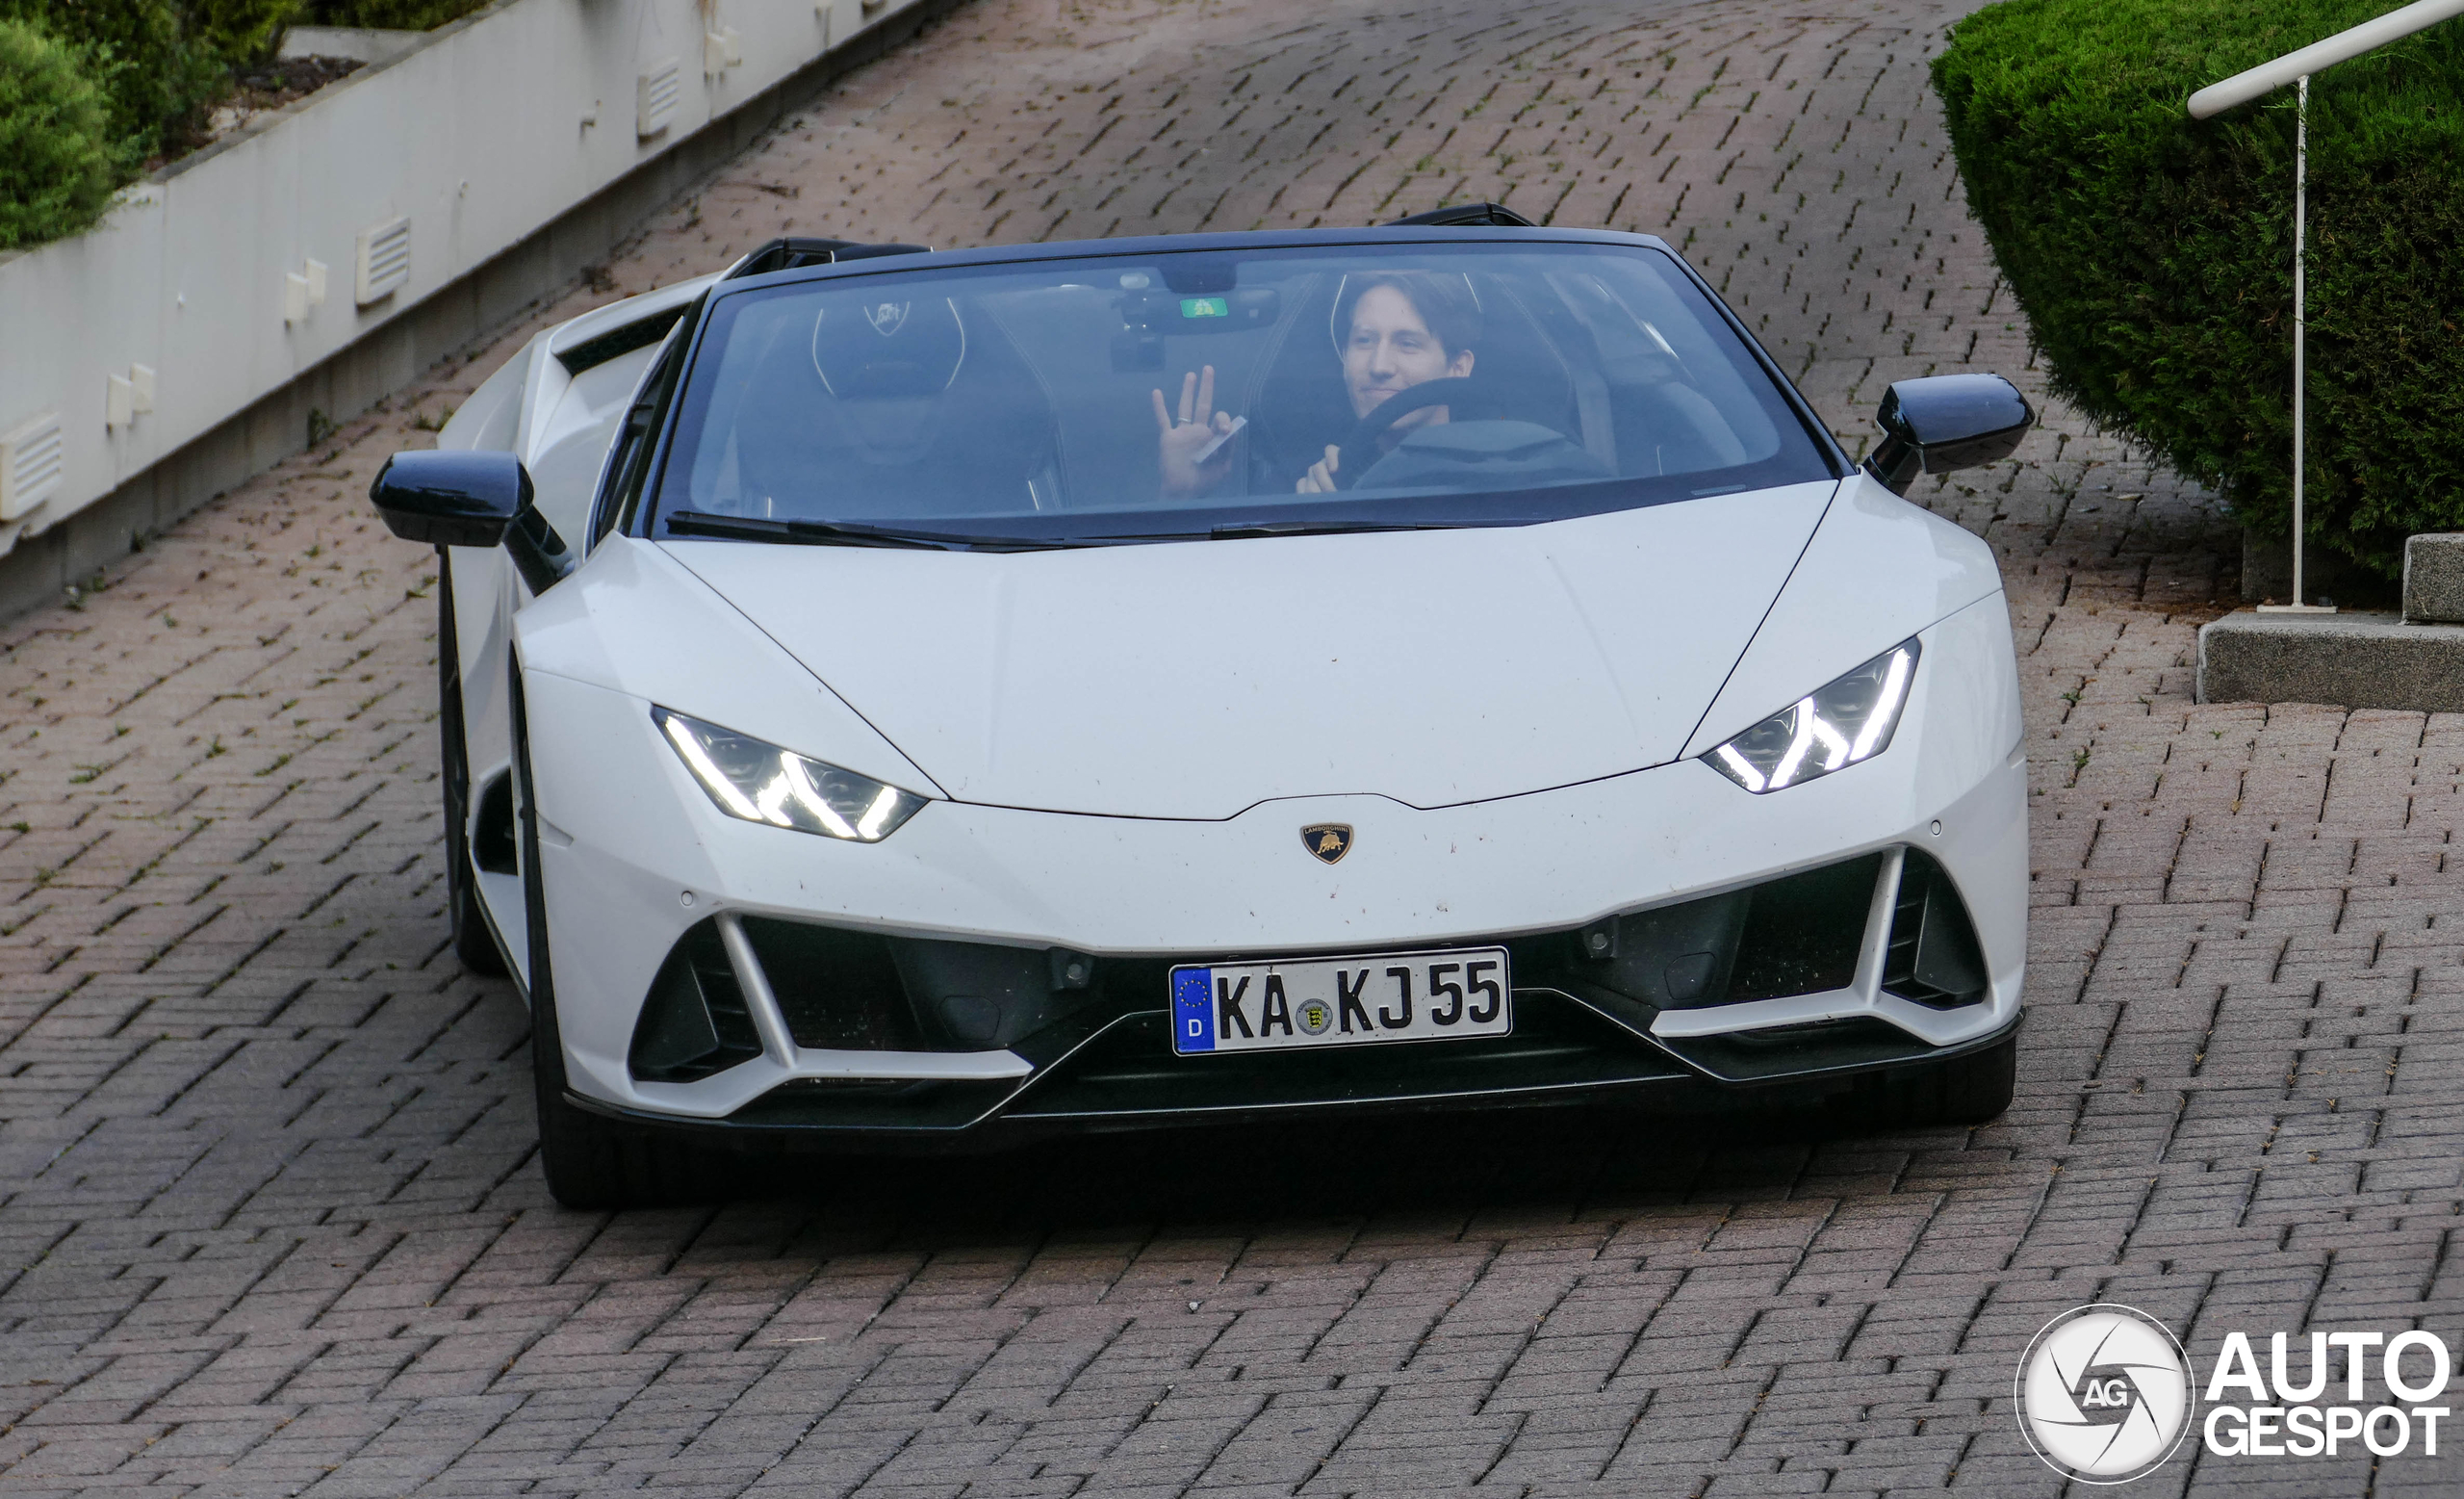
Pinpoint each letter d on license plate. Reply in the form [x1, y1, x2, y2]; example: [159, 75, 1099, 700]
[1170, 946, 1511, 1055]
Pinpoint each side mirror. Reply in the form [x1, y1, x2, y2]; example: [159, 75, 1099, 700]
[371, 449, 573, 592]
[1862, 374, 2034, 496]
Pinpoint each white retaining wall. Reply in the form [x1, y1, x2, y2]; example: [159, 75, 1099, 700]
[0, 0, 932, 558]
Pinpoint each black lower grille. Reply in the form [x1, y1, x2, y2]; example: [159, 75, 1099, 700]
[680, 846, 1983, 1078]
[1723, 855, 1880, 1000]
[745, 917, 927, 1050]
[742, 920, 1108, 1052]
[1568, 853, 1882, 1011]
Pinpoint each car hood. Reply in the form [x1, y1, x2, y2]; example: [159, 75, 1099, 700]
[665, 479, 1838, 819]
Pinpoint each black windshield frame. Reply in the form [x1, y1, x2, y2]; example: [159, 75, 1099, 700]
[627, 228, 1851, 548]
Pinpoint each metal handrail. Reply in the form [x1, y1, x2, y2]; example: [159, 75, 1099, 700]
[2187, 0, 2464, 612]
[2189, 0, 2464, 119]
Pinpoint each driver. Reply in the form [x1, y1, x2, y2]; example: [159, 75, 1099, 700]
[1153, 271, 1480, 498]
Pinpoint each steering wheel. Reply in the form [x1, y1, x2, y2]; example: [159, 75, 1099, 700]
[1331, 376, 1485, 489]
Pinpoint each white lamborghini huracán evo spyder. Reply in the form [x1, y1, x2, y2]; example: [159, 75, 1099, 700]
[370, 220, 2034, 1207]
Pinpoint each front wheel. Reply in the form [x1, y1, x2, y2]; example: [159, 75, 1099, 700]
[512, 662, 734, 1210]
[531, 1054, 735, 1211]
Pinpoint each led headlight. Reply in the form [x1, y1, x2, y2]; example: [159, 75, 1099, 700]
[1704, 639, 1918, 793]
[654, 708, 926, 841]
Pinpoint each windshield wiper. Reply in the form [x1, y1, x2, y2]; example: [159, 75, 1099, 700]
[1077, 518, 1450, 543]
[662, 510, 1065, 552]
[668, 509, 1460, 550]
[1206, 519, 1450, 540]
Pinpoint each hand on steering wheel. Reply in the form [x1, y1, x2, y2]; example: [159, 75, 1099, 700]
[1296, 445, 1343, 493]
[1317, 376, 1483, 491]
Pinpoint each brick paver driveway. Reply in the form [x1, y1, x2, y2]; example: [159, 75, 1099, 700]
[5, 0, 2459, 1493]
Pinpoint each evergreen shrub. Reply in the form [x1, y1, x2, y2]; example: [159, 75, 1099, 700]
[296, 0, 487, 31]
[0, 0, 523, 255]
[0, 1, 216, 154]
[0, 16, 122, 248]
[1934, 0, 2464, 578]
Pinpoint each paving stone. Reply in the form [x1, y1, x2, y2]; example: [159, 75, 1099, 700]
[7, 0, 2464, 1492]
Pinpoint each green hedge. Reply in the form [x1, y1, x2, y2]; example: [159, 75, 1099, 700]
[0, 0, 487, 250]
[0, 0, 299, 155]
[297, 0, 488, 29]
[0, 2, 208, 157]
[0, 17, 120, 249]
[0, 0, 307, 246]
[1934, 0, 2464, 579]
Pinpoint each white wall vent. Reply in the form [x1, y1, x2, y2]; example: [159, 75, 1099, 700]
[354, 216, 412, 305]
[0, 411, 65, 522]
[637, 57, 682, 138]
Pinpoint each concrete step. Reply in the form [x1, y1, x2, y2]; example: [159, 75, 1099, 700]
[2197, 609, 2464, 711]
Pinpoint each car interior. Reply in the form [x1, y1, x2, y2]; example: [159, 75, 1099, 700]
[657, 246, 1809, 528]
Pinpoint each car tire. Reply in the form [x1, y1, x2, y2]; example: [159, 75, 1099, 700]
[511, 660, 732, 1211]
[437, 555, 508, 977]
[1833, 1030, 2016, 1131]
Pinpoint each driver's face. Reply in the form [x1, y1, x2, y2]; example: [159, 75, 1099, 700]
[1343, 285, 1475, 419]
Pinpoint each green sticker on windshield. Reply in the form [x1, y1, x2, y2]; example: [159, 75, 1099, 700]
[1180, 297, 1229, 319]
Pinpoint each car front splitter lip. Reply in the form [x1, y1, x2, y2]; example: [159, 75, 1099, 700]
[554, 1007, 2022, 1155]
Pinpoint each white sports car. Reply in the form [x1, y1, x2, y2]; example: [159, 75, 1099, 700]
[373, 218, 2034, 1208]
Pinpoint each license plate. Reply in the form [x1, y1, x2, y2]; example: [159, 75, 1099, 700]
[1169, 947, 1512, 1055]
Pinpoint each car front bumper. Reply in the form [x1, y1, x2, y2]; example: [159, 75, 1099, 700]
[519, 592, 2027, 1142]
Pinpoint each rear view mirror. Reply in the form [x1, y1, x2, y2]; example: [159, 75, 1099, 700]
[371, 449, 572, 591]
[1863, 374, 2034, 496]
[1116, 287, 1281, 333]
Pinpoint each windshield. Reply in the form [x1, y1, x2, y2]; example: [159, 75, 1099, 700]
[645, 241, 1837, 544]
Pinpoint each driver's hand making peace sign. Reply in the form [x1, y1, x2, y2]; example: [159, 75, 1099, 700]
[1153, 365, 1237, 499]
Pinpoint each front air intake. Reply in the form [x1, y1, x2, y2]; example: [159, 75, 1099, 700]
[1582, 853, 1882, 1011]
[1880, 849, 1989, 1008]
[629, 920, 763, 1082]
[743, 917, 927, 1050]
[1721, 854, 1882, 1001]
[738, 918, 1095, 1051]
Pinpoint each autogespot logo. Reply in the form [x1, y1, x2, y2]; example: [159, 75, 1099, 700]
[2015, 1305, 2455, 1480]
[2015, 1305, 2196, 1483]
